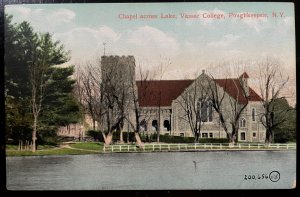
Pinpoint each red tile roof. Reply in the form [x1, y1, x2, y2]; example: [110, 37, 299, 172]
[136, 75, 262, 107]
[214, 79, 262, 104]
[136, 80, 193, 107]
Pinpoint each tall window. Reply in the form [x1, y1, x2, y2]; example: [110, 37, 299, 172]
[152, 120, 158, 131]
[140, 119, 147, 131]
[163, 120, 170, 131]
[240, 132, 246, 141]
[239, 118, 246, 128]
[197, 100, 213, 122]
[252, 108, 256, 122]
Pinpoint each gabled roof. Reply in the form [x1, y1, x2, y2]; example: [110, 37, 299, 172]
[214, 79, 262, 104]
[136, 74, 263, 107]
[136, 80, 193, 107]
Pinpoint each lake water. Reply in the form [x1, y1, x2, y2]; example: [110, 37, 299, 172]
[6, 151, 296, 190]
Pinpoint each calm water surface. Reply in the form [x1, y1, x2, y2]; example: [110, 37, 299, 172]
[6, 151, 296, 190]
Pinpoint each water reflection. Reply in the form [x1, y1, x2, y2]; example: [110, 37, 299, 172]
[6, 151, 296, 190]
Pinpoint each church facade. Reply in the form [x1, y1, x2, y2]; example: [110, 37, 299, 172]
[97, 55, 266, 142]
[136, 71, 266, 142]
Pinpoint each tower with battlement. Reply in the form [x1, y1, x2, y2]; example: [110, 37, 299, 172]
[101, 55, 136, 87]
[100, 55, 136, 133]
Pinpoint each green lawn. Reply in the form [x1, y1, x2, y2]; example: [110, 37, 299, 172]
[6, 142, 295, 156]
[69, 142, 104, 151]
[6, 144, 57, 151]
[6, 148, 97, 156]
[6, 142, 103, 156]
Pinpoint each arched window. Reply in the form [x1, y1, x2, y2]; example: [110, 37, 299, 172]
[208, 102, 213, 122]
[239, 118, 246, 128]
[152, 120, 158, 131]
[252, 108, 256, 122]
[140, 119, 147, 131]
[197, 100, 213, 122]
[163, 120, 170, 131]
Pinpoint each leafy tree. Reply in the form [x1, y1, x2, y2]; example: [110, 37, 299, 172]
[5, 15, 33, 142]
[5, 15, 81, 150]
[272, 98, 296, 143]
[41, 66, 83, 128]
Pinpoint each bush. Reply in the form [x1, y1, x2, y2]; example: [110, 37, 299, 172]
[145, 134, 228, 143]
[159, 135, 194, 143]
[274, 129, 296, 143]
[87, 130, 229, 144]
[9, 125, 32, 144]
[123, 132, 136, 142]
[86, 130, 103, 141]
[86, 130, 137, 143]
[113, 131, 136, 143]
[37, 127, 59, 145]
[198, 138, 228, 143]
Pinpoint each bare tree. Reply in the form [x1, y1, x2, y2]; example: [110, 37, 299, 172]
[206, 71, 249, 145]
[176, 73, 208, 142]
[75, 57, 136, 146]
[73, 64, 85, 106]
[152, 58, 170, 142]
[100, 56, 135, 146]
[75, 62, 103, 131]
[125, 64, 153, 147]
[257, 58, 289, 143]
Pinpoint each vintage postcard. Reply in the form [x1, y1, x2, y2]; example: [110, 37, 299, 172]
[5, 2, 296, 190]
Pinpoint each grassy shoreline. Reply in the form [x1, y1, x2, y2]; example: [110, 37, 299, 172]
[6, 142, 296, 157]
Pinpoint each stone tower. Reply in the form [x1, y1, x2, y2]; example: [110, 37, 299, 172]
[100, 55, 136, 132]
[101, 55, 136, 87]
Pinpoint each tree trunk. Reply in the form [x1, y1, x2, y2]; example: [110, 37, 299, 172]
[135, 132, 144, 148]
[92, 119, 96, 130]
[229, 138, 235, 147]
[127, 131, 130, 143]
[232, 128, 238, 145]
[32, 115, 37, 152]
[227, 133, 235, 147]
[18, 140, 21, 151]
[120, 129, 124, 143]
[104, 132, 113, 146]
[101, 131, 107, 144]
[195, 132, 200, 143]
[265, 129, 273, 144]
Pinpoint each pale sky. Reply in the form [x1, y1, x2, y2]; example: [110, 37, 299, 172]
[5, 2, 296, 104]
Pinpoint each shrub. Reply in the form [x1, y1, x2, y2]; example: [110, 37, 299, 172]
[87, 131, 229, 144]
[198, 138, 228, 143]
[86, 130, 103, 141]
[86, 130, 137, 143]
[113, 131, 135, 142]
[122, 132, 136, 143]
[144, 134, 228, 143]
[274, 129, 296, 143]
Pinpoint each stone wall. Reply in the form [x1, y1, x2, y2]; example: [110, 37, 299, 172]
[139, 106, 172, 135]
[171, 72, 266, 142]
